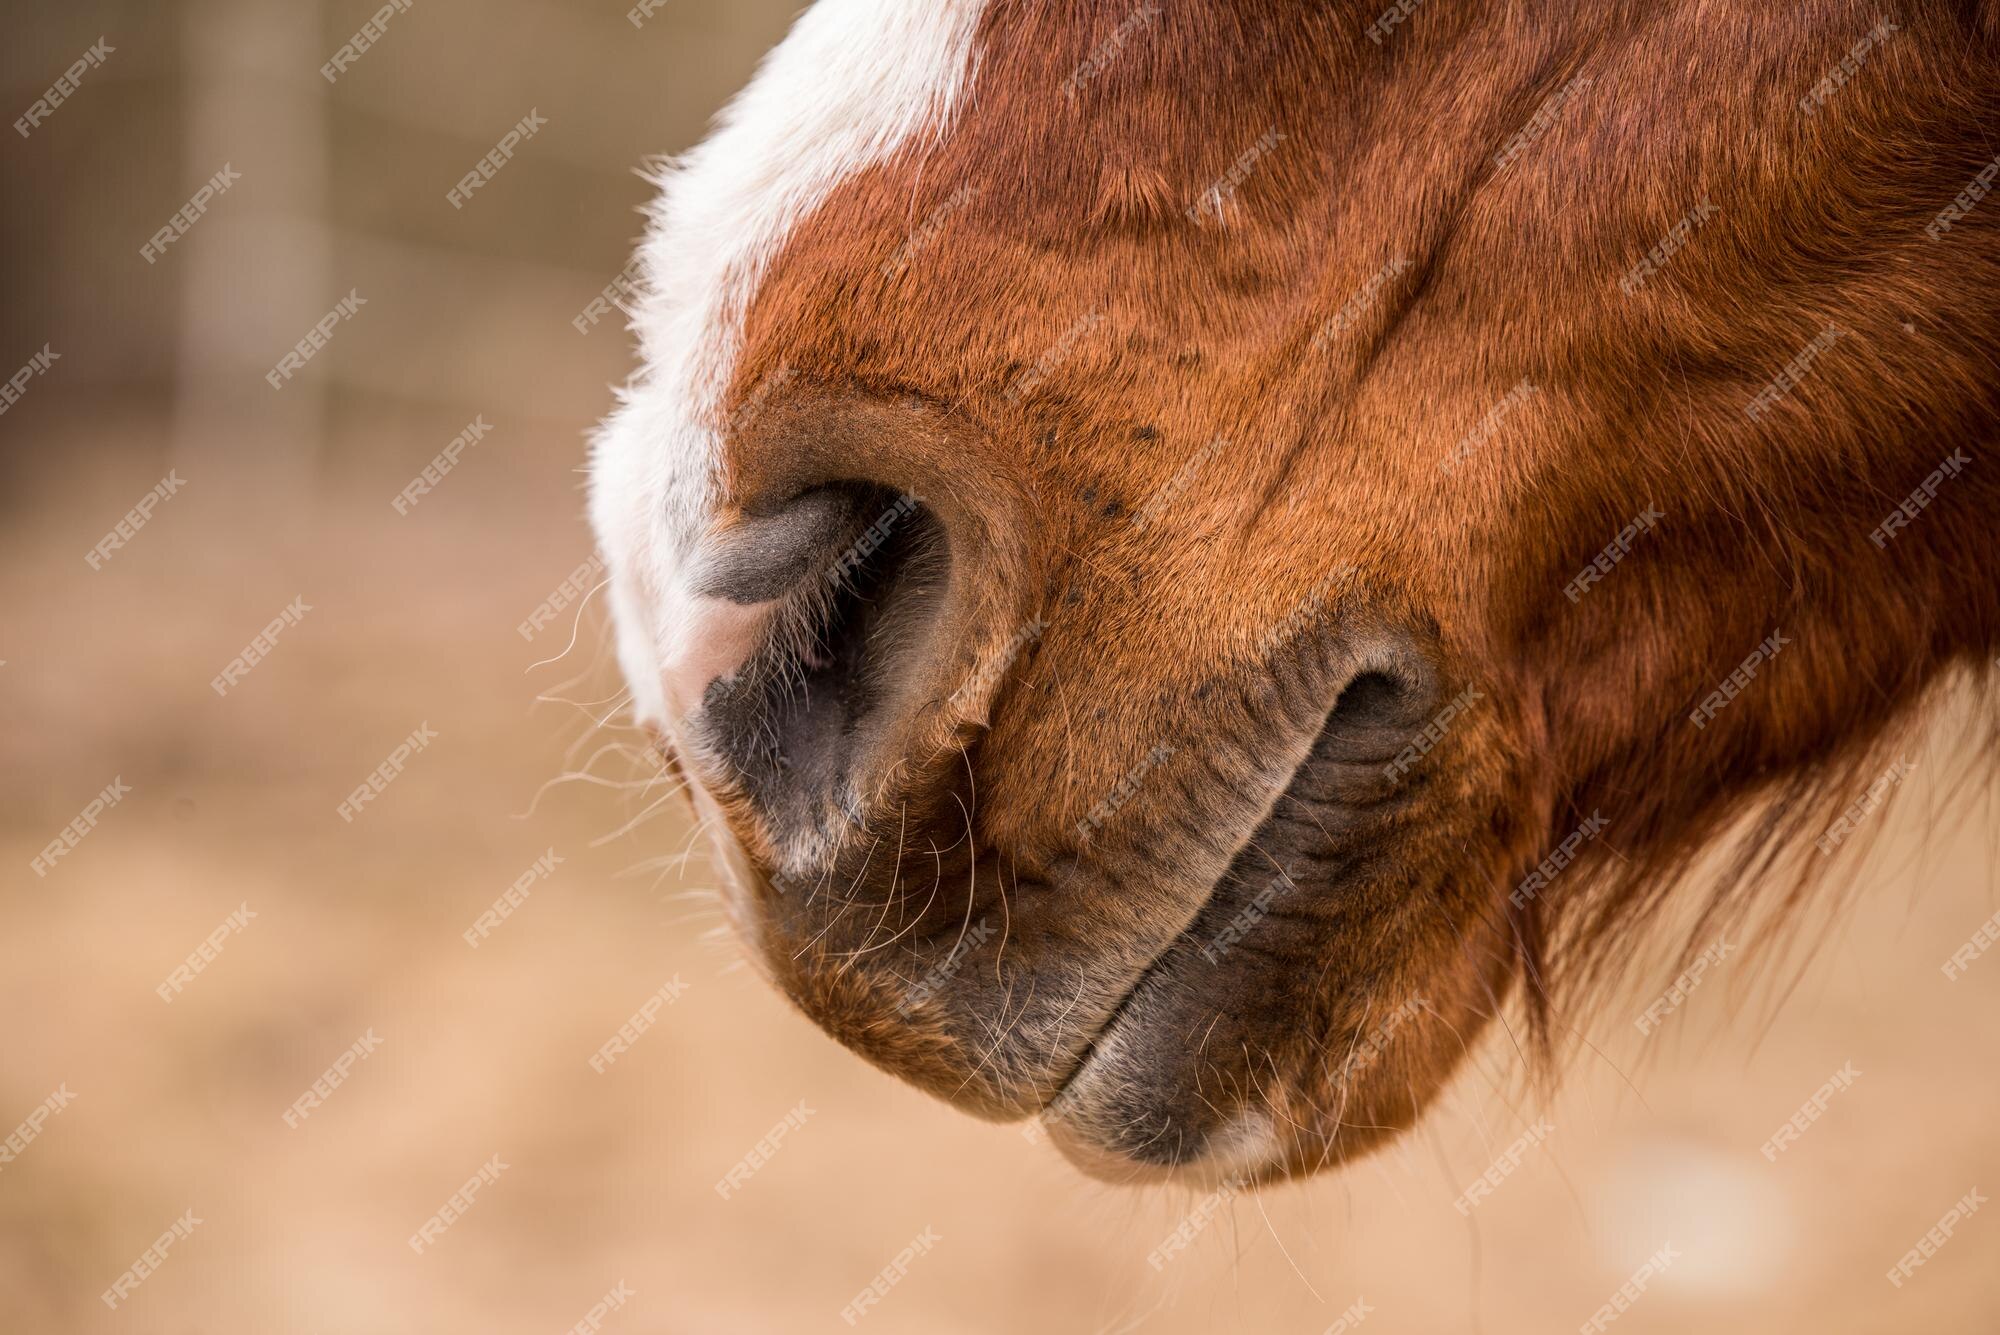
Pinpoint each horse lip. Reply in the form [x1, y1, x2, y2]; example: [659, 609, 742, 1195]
[1036, 781, 1324, 1113]
[1035, 691, 1356, 1114]
[1032, 694, 1379, 1132]
[1040, 997, 1125, 1111]
[1037, 868, 1230, 1114]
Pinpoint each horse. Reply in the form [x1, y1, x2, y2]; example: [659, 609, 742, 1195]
[589, 0, 2000, 1184]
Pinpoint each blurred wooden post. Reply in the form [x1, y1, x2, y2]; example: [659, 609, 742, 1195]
[170, 0, 329, 504]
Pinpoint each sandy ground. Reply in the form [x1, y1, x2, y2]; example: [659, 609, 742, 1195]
[4, 444, 1998, 1335]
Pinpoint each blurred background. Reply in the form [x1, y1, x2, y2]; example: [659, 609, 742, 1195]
[3, 1, 1997, 1331]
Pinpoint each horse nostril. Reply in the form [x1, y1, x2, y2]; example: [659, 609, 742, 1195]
[692, 483, 950, 842]
[692, 488, 869, 607]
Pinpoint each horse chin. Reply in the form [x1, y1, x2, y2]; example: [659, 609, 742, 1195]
[1023, 921, 1492, 1185]
[1045, 1100, 1291, 1189]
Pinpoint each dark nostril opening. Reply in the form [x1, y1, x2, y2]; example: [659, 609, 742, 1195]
[1310, 644, 1441, 764]
[696, 483, 949, 833]
[1328, 670, 1402, 729]
[1316, 669, 1414, 759]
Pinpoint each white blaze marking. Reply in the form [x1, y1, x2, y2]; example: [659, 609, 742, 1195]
[589, 0, 989, 729]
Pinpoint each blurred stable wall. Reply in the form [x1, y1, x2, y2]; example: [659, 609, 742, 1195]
[0, 0, 797, 504]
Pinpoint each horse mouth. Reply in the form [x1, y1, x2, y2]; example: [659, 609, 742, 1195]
[687, 618, 1466, 1185]
[1029, 948, 1272, 1184]
[731, 766, 1423, 1183]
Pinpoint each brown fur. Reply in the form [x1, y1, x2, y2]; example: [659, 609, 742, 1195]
[670, 0, 1999, 1181]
